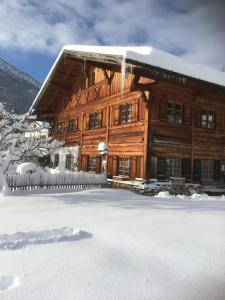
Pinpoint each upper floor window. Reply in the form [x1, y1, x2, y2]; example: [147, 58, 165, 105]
[56, 121, 64, 134]
[65, 154, 74, 170]
[167, 102, 182, 124]
[202, 110, 215, 129]
[120, 103, 132, 124]
[89, 112, 102, 129]
[118, 157, 130, 177]
[68, 118, 78, 133]
[88, 156, 97, 172]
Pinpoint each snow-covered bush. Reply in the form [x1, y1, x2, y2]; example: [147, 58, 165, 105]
[0, 102, 63, 193]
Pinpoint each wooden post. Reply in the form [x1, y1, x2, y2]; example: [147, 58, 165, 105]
[105, 106, 110, 174]
[191, 92, 199, 182]
[80, 112, 84, 171]
[191, 99, 195, 182]
[142, 84, 157, 183]
[143, 91, 150, 182]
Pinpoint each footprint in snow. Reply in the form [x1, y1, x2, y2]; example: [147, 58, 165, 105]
[0, 276, 20, 292]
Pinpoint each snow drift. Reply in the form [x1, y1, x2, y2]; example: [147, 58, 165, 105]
[0, 276, 20, 292]
[0, 227, 91, 250]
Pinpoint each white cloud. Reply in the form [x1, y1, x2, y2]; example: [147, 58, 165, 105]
[0, 0, 224, 70]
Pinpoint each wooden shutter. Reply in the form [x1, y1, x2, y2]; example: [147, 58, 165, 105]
[112, 156, 118, 176]
[150, 157, 156, 178]
[132, 100, 138, 122]
[182, 159, 191, 180]
[159, 99, 167, 122]
[216, 112, 223, 130]
[157, 157, 167, 178]
[75, 117, 78, 130]
[114, 105, 120, 125]
[195, 107, 202, 128]
[96, 156, 101, 173]
[183, 104, 192, 126]
[107, 155, 113, 175]
[214, 160, 221, 180]
[81, 155, 88, 171]
[136, 156, 142, 178]
[85, 113, 90, 130]
[97, 111, 103, 128]
[130, 156, 136, 179]
[193, 159, 201, 182]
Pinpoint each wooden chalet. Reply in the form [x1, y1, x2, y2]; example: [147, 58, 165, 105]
[29, 45, 225, 183]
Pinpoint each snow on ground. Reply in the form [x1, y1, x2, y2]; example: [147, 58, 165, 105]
[0, 188, 225, 300]
[0, 276, 20, 292]
[0, 227, 90, 250]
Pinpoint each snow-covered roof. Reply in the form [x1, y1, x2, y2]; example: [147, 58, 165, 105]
[29, 45, 225, 113]
[63, 45, 225, 86]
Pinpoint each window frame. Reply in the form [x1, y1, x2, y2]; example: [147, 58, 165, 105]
[167, 102, 182, 124]
[88, 156, 97, 172]
[118, 157, 131, 177]
[166, 159, 181, 177]
[89, 112, 102, 129]
[68, 118, 78, 133]
[65, 154, 74, 170]
[201, 160, 214, 181]
[201, 110, 215, 129]
[120, 103, 132, 124]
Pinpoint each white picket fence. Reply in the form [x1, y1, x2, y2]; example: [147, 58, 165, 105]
[6, 172, 107, 191]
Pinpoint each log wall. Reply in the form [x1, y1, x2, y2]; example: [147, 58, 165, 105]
[36, 58, 225, 181]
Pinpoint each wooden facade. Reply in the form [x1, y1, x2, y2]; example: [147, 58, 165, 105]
[32, 49, 225, 183]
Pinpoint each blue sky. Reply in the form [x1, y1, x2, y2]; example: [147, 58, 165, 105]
[0, 0, 224, 82]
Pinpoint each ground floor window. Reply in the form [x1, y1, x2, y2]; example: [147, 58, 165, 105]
[88, 156, 97, 172]
[65, 154, 74, 170]
[157, 158, 182, 179]
[54, 154, 59, 168]
[157, 158, 220, 182]
[118, 157, 130, 176]
[166, 159, 181, 177]
[201, 160, 214, 181]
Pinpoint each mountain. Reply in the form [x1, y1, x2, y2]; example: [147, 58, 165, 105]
[0, 58, 41, 114]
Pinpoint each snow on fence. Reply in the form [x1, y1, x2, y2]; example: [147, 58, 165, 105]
[6, 172, 107, 190]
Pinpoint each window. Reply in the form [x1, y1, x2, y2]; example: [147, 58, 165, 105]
[54, 154, 59, 168]
[201, 110, 215, 129]
[118, 157, 130, 176]
[56, 122, 64, 134]
[120, 103, 132, 124]
[88, 156, 97, 172]
[201, 160, 214, 181]
[167, 102, 182, 124]
[166, 159, 181, 177]
[65, 154, 74, 170]
[68, 118, 78, 133]
[89, 112, 102, 129]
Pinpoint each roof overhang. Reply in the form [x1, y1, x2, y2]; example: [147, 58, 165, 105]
[29, 45, 225, 115]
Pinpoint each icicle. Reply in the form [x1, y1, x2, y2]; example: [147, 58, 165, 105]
[120, 56, 126, 93]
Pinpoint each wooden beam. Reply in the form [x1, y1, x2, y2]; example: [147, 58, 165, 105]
[130, 74, 140, 91]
